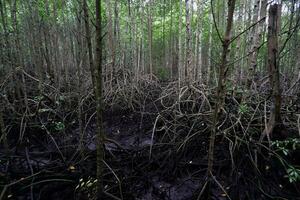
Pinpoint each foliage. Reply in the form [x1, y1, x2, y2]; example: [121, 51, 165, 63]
[238, 103, 249, 115]
[75, 177, 97, 200]
[157, 66, 169, 80]
[272, 139, 300, 183]
[272, 138, 300, 156]
[34, 96, 44, 101]
[286, 166, 300, 183]
[1, 0, 300, 199]
[54, 121, 65, 131]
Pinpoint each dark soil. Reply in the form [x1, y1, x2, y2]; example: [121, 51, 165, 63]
[1, 97, 300, 200]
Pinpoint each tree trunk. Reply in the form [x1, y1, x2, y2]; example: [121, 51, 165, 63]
[83, 0, 95, 87]
[9, 0, 23, 105]
[206, 12, 213, 85]
[234, 1, 243, 85]
[0, 104, 9, 156]
[185, 0, 192, 84]
[95, 0, 105, 198]
[147, 1, 153, 79]
[52, 1, 61, 90]
[178, 0, 183, 85]
[169, 0, 174, 79]
[105, 0, 115, 89]
[263, 3, 283, 139]
[195, 0, 202, 83]
[247, 0, 267, 88]
[11, 0, 29, 112]
[205, 0, 236, 198]
[247, 0, 260, 87]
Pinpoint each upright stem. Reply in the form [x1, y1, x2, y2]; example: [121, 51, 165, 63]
[263, 4, 282, 138]
[0, 108, 9, 156]
[83, 0, 95, 87]
[207, 0, 236, 188]
[95, 0, 105, 198]
[147, 0, 153, 79]
[178, 0, 183, 85]
[185, 0, 192, 84]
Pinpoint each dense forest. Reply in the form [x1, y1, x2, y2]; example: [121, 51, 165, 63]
[0, 0, 300, 199]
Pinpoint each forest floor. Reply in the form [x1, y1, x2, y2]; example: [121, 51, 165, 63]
[1, 80, 300, 200]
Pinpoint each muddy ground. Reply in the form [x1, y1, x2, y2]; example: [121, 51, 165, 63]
[1, 87, 300, 200]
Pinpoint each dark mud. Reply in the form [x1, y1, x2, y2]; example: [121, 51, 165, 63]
[1, 103, 300, 200]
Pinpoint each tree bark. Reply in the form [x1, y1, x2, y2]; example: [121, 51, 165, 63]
[195, 0, 202, 83]
[0, 103, 9, 156]
[247, 0, 267, 88]
[178, 0, 183, 85]
[147, 1, 153, 79]
[263, 3, 283, 139]
[83, 0, 95, 87]
[234, 1, 243, 84]
[207, 12, 213, 85]
[95, 0, 105, 198]
[205, 0, 236, 198]
[185, 0, 192, 84]
[169, 0, 174, 79]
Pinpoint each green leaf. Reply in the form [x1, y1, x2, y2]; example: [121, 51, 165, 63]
[54, 122, 65, 131]
[38, 108, 52, 113]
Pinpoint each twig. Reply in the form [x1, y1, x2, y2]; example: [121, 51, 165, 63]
[25, 146, 34, 200]
[103, 160, 123, 200]
[0, 172, 42, 200]
[149, 115, 160, 160]
[211, 0, 223, 43]
[230, 17, 266, 44]
[210, 172, 232, 200]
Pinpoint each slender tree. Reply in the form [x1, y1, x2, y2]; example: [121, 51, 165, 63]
[185, 0, 192, 84]
[169, 0, 174, 79]
[0, 104, 9, 155]
[178, 0, 183, 84]
[95, 0, 105, 198]
[147, 0, 153, 79]
[83, 0, 95, 87]
[247, 0, 267, 88]
[262, 3, 283, 139]
[195, 0, 202, 82]
[206, 11, 213, 85]
[205, 0, 236, 197]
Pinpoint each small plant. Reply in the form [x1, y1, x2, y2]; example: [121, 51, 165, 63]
[286, 166, 300, 183]
[272, 139, 300, 183]
[54, 121, 65, 131]
[55, 95, 65, 106]
[75, 177, 97, 200]
[38, 108, 52, 113]
[34, 96, 43, 101]
[272, 139, 300, 155]
[238, 103, 249, 115]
